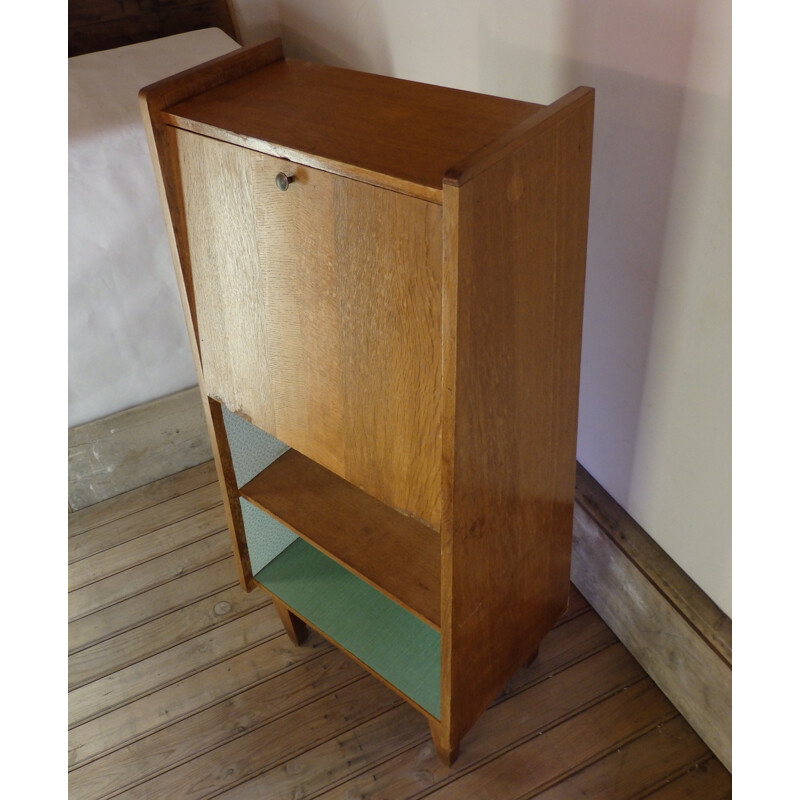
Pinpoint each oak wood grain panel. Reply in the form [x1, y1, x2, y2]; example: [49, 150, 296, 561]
[240, 449, 440, 627]
[139, 39, 287, 597]
[140, 39, 284, 350]
[439, 88, 594, 754]
[332, 175, 442, 526]
[164, 58, 541, 200]
[176, 129, 273, 423]
[249, 151, 343, 471]
[179, 132, 443, 527]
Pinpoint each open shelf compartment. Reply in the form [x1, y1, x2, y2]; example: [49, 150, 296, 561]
[253, 535, 441, 719]
[240, 448, 441, 628]
[222, 404, 442, 719]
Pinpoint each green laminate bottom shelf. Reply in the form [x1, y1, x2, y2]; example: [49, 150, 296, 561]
[254, 538, 441, 718]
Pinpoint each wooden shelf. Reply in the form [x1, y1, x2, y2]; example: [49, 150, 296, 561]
[240, 449, 441, 628]
[254, 537, 441, 718]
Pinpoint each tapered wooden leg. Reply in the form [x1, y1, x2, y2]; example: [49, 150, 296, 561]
[272, 596, 308, 646]
[429, 720, 460, 766]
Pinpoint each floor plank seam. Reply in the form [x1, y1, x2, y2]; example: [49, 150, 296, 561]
[65, 462, 730, 799]
[68, 526, 231, 592]
[488, 637, 620, 710]
[98, 632, 616, 800]
[200, 694, 409, 800]
[297, 639, 625, 800]
[68, 613, 282, 729]
[68, 599, 273, 692]
[406, 675, 656, 800]
[67, 485, 220, 540]
[67, 553, 236, 624]
[552, 603, 591, 628]
[304, 735, 434, 800]
[68, 637, 336, 769]
[517, 710, 682, 800]
[68, 501, 224, 566]
[68, 482, 221, 539]
[630, 752, 719, 800]
[68, 578, 240, 656]
[67, 467, 218, 537]
[87, 671, 375, 800]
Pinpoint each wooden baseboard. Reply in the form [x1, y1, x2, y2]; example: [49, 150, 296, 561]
[68, 387, 213, 511]
[571, 463, 732, 772]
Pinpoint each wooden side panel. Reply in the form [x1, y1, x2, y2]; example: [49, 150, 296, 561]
[178, 133, 443, 528]
[440, 88, 595, 750]
[139, 39, 286, 593]
[206, 399, 253, 590]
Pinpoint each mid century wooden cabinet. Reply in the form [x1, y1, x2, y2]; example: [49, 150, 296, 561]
[140, 38, 594, 764]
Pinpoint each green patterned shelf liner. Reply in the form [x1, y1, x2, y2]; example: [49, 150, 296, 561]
[221, 403, 289, 487]
[221, 404, 297, 574]
[255, 538, 441, 718]
[239, 498, 298, 575]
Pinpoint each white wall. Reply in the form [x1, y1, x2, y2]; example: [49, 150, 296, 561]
[231, 0, 280, 43]
[232, 0, 731, 616]
[68, 29, 241, 429]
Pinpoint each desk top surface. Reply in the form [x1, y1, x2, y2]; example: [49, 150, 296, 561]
[164, 57, 541, 197]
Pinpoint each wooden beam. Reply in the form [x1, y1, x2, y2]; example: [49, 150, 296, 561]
[570, 462, 732, 771]
[439, 86, 594, 757]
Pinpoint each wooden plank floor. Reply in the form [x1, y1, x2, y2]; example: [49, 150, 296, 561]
[68, 462, 732, 800]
